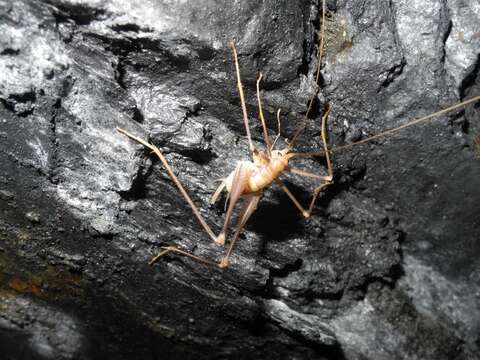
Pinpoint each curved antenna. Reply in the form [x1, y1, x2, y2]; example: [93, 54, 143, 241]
[330, 95, 480, 153]
[289, 0, 327, 150]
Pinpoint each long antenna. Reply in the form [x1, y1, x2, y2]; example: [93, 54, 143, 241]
[330, 95, 480, 153]
[289, 0, 327, 149]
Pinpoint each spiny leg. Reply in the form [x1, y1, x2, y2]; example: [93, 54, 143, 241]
[230, 42, 257, 156]
[287, 167, 332, 180]
[256, 74, 283, 153]
[216, 162, 252, 246]
[274, 178, 329, 218]
[289, 104, 333, 174]
[319, 105, 333, 178]
[151, 194, 261, 268]
[274, 179, 310, 218]
[280, 106, 334, 218]
[286, 168, 333, 216]
[275, 168, 332, 219]
[287, 151, 324, 158]
[149, 245, 220, 267]
[219, 194, 261, 268]
[256, 73, 272, 156]
[210, 179, 226, 205]
[116, 128, 218, 245]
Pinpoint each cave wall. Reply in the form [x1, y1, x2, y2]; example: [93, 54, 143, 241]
[0, 0, 479, 359]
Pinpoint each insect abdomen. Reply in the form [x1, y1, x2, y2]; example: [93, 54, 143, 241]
[247, 158, 287, 193]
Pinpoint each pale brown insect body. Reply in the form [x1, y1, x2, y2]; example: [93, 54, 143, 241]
[116, 1, 480, 269]
[214, 149, 290, 196]
[209, 146, 304, 249]
[117, 38, 335, 268]
[243, 151, 290, 193]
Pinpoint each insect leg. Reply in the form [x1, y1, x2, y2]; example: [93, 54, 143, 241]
[274, 179, 311, 218]
[117, 128, 218, 244]
[256, 73, 272, 155]
[281, 106, 334, 217]
[219, 194, 261, 268]
[216, 162, 252, 246]
[287, 167, 332, 180]
[151, 192, 260, 268]
[274, 177, 332, 218]
[210, 180, 226, 204]
[149, 245, 219, 267]
[230, 42, 257, 155]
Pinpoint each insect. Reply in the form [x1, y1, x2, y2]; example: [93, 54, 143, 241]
[117, 2, 480, 269]
[117, 39, 335, 268]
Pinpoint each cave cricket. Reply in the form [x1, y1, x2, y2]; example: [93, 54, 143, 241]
[117, 0, 480, 268]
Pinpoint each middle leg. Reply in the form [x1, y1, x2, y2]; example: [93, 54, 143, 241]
[280, 106, 334, 217]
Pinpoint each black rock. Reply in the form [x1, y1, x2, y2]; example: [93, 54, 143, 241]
[0, 0, 478, 359]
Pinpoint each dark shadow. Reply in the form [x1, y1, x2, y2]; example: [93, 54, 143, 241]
[248, 184, 306, 243]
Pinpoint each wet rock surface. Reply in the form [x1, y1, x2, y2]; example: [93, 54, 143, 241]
[0, 0, 478, 359]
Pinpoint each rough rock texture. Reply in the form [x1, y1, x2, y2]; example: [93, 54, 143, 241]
[0, 0, 479, 359]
